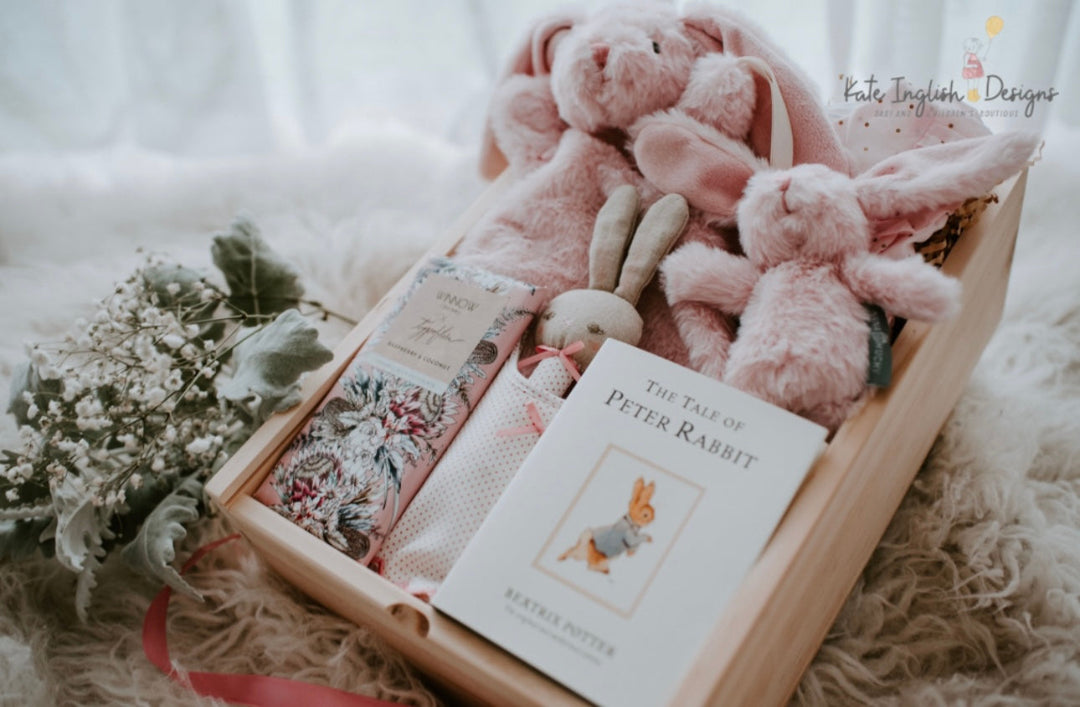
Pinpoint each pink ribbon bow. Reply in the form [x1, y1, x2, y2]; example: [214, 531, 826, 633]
[497, 402, 548, 437]
[518, 341, 585, 381]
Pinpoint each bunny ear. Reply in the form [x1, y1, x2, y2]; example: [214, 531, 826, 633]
[632, 109, 767, 218]
[614, 194, 689, 306]
[479, 13, 577, 179]
[589, 185, 640, 292]
[680, 3, 849, 173]
[641, 482, 655, 504]
[855, 132, 1040, 222]
[632, 477, 645, 502]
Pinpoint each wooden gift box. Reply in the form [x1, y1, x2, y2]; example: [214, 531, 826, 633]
[206, 170, 1028, 706]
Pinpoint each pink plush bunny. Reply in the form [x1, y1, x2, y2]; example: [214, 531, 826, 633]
[458, 3, 852, 377]
[627, 5, 853, 376]
[662, 131, 1039, 431]
[630, 4, 852, 223]
[457, 2, 711, 297]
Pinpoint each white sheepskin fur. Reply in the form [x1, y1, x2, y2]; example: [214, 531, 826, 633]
[795, 124, 1080, 705]
[0, 121, 1077, 706]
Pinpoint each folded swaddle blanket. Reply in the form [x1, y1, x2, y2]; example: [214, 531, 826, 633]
[376, 347, 575, 598]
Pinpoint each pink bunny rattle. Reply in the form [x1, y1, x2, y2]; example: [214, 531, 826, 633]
[663, 131, 1039, 431]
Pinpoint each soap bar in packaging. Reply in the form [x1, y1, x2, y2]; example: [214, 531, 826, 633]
[256, 258, 542, 565]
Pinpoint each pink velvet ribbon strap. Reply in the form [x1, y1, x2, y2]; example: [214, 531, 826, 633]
[735, 55, 794, 170]
[496, 401, 548, 437]
[143, 533, 401, 707]
[518, 341, 584, 381]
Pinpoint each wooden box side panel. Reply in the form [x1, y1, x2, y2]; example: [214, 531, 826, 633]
[226, 498, 585, 706]
[672, 171, 1028, 707]
[206, 169, 1027, 707]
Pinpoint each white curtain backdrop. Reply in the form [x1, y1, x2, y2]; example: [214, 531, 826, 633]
[1, 0, 1074, 159]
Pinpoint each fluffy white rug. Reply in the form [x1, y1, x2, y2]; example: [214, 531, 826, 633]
[0, 121, 1077, 706]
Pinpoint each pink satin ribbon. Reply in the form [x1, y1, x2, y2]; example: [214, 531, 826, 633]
[518, 341, 584, 381]
[143, 533, 401, 706]
[496, 401, 548, 437]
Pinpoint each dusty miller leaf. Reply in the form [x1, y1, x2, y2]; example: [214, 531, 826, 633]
[120, 475, 204, 600]
[111, 474, 180, 547]
[44, 475, 114, 621]
[47, 474, 112, 575]
[220, 309, 333, 425]
[75, 550, 105, 622]
[211, 216, 304, 317]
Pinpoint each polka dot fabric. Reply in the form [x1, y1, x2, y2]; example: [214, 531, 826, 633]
[376, 350, 574, 599]
[833, 87, 992, 259]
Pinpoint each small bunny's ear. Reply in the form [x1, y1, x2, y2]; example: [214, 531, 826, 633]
[632, 110, 767, 219]
[508, 14, 575, 78]
[589, 185, 640, 292]
[479, 13, 578, 179]
[640, 481, 655, 504]
[631, 477, 645, 502]
[855, 131, 1040, 222]
[614, 194, 689, 306]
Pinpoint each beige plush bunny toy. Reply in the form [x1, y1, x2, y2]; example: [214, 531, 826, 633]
[534, 185, 689, 369]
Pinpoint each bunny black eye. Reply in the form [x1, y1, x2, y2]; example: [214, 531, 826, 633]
[541, 310, 555, 321]
[652, 40, 661, 54]
[587, 323, 605, 336]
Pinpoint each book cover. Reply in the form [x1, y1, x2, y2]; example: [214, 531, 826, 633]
[433, 339, 827, 706]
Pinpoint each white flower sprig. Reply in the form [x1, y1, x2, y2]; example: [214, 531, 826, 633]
[0, 217, 337, 620]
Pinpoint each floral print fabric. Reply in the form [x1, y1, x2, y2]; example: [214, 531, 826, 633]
[257, 258, 541, 564]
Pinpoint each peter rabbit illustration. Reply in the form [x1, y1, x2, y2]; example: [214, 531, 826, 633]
[559, 477, 655, 574]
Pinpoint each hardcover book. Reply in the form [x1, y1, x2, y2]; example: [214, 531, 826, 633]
[433, 339, 827, 706]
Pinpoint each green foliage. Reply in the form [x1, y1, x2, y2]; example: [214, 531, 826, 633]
[111, 474, 180, 546]
[0, 479, 51, 516]
[220, 309, 334, 425]
[120, 476, 204, 600]
[48, 474, 113, 575]
[211, 217, 305, 318]
[0, 216, 339, 621]
[75, 553, 104, 623]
